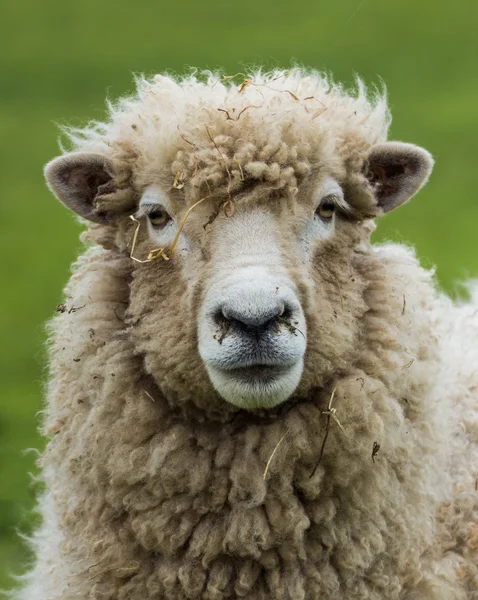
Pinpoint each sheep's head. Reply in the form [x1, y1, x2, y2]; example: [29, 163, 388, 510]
[45, 72, 433, 417]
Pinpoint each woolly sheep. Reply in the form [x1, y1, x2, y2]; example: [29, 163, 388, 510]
[14, 70, 478, 599]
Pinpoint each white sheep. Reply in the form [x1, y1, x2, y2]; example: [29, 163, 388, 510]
[13, 70, 478, 599]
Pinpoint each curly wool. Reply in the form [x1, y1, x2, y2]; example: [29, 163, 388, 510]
[64, 70, 389, 218]
[13, 71, 478, 600]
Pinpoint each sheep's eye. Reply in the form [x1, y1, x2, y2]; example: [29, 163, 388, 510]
[316, 197, 336, 221]
[148, 208, 171, 229]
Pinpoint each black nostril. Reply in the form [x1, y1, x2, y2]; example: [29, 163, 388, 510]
[216, 302, 294, 338]
[280, 305, 293, 320]
[213, 308, 228, 326]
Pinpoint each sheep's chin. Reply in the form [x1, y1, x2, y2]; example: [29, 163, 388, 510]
[205, 361, 303, 410]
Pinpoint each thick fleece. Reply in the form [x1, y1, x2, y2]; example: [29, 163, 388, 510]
[14, 70, 478, 599]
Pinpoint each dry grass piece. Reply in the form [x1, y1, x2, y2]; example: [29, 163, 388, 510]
[88, 561, 140, 581]
[217, 103, 265, 122]
[206, 126, 231, 180]
[206, 125, 235, 215]
[372, 441, 381, 462]
[235, 103, 264, 121]
[372, 358, 415, 378]
[129, 195, 213, 263]
[142, 390, 155, 403]
[173, 169, 185, 189]
[222, 73, 247, 83]
[276, 316, 305, 338]
[176, 125, 197, 149]
[309, 387, 348, 478]
[217, 108, 234, 121]
[129, 215, 169, 264]
[263, 430, 289, 480]
[177, 125, 201, 176]
[303, 96, 328, 120]
[221, 71, 328, 121]
[234, 158, 245, 181]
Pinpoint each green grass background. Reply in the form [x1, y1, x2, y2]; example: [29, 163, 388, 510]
[0, 0, 477, 590]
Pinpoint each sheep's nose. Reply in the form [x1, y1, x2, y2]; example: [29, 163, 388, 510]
[218, 301, 291, 337]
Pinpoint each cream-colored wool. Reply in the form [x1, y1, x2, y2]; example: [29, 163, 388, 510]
[13, 70, 478, 599]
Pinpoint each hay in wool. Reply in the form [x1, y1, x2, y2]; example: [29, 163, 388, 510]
[12, 69, 478, 600]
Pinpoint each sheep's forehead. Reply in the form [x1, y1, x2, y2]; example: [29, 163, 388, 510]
[89, 72, 389, 191]
[132, 106, 336, 194]
[69, 72, 390, 215]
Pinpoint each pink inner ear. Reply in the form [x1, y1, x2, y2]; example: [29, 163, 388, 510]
[364, 141, 433, 213]
[66, 167, 112, 201]
[45, 152, 123, 225]
[367, 165, 400, 200]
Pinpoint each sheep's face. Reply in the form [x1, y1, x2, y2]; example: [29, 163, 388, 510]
[45, 80, 433, 415]
[131, 176, 355, 411]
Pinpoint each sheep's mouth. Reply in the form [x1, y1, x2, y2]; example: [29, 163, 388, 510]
[225, 364, 293, 382]
[204, 360, 304, 410]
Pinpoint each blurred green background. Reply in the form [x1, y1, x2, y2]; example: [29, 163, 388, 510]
[0, 0, 477, 590]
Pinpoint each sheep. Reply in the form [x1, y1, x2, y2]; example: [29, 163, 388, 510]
[14, 69, 478, 600]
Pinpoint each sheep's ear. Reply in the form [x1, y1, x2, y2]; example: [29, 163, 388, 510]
[45, 152, 116, 224]
[366, 142, 434, 213]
